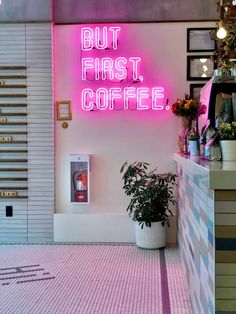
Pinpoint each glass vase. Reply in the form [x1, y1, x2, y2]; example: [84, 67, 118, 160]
[178, 116, 192, 153]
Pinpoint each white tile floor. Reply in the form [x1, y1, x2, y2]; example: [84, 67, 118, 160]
[0, 244, 192, 314]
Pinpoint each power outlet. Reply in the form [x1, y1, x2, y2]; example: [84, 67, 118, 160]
[6, 206, 13, 217]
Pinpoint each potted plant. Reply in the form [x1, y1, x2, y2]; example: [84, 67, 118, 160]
[219, 122, 236, 160]
[120, 161, 177, 249]
[188, 129, 200, 156]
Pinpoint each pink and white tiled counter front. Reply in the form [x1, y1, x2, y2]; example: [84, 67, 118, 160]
[174, 154, 236, 314]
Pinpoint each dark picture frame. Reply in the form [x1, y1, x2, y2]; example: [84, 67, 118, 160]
[187, 55, 215, 81]
[189, 83, 205, 100]
[187, 28, 216, 52]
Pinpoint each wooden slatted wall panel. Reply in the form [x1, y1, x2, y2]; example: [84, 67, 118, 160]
[26, 24, 54, 243]
[215, 192, 236, 312]
[0, 25, 27, 243]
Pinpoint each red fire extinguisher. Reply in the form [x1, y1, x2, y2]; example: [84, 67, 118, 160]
[72, 170, 88, 202]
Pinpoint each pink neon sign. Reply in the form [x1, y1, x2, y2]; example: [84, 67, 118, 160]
[80, 26, 168, 112]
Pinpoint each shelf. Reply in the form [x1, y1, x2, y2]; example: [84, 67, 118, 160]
[0, 122, 27, 125]
[0, 178, 27, 181]
[0, 131, 27, 134]
[0, 159, 27, 162]
[0, 141, 27, 144]
[0, 94, 27, 98]
[0, 66, 26, 70]
[0, 187, 27, 190]
[0, 104, 27, 107]
[0, 113, 27, 116]
[0, 75, 27, 79]
[0, 196, 28, 199]
[0, 85, 27, 89]
[0, 150, 27, 153]
[0, 168, 27, 172]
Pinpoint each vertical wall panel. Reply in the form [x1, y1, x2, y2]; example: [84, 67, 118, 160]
[215, 193, 236, 312]
[0, 23, 54, 243]
[26, 23, 54, 243]
[0, 24, 27, 243]
[176, 163, 215, 314]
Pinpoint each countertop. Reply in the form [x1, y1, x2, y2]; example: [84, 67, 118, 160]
[174, 153, 236, 190]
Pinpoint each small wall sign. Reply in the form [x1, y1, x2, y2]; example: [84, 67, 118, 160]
[56, 100, 72, 120]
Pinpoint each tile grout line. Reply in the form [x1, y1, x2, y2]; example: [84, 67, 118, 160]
[160, 248, 171, 314]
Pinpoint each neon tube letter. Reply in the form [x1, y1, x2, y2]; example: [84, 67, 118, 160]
[82, 89, 94, 111]
[81, 27, 93, 51]
[81, 58, 94, 80]
[95, 27, 108, 50]
[124, 87, 136, 109]
[101, 58, 114, 80]
[115, 57, 127, 80]
[137, 88, 149, 110]
[152, 87, 165, 110]
[109, 88, 122, 110]
[96, 88, 109, 110]
[109, 26, 121, 50]
[129, 57, 141, 80]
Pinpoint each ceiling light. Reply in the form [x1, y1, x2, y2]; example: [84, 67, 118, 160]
[200, 58, 207, 63]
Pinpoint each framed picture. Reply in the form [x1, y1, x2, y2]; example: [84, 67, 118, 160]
[187, 28, 216, 52]
[189, 83, 205, 100]
[56, 100, 72, 120]
[187, 55, 215, 81]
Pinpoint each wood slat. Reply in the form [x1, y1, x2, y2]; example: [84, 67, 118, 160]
[0, 178, 27, 181]
[0, 66, 26, 70]
[0, 168, 27, 172]
[0, 187, 27, 190]
[0, 150, 27, 153]
[0, 196, 28, 199]
[0, 85, 27, 88]
[0, 113, 27, 116]
[0, 141, 27, 144]
[0, 104, 27, 107]
[0, 75, 27, 79]
[0, 131, 27, 134]
[0, 122, 27, 125]
[0, 94, 27, 98]
[0, 159, 27, 162]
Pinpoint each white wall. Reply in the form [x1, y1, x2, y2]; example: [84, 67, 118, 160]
[54, 22, 215, 242]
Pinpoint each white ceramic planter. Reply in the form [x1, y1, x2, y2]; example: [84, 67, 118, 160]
[220, 140, 236, 161]
[135, 221, 166, 249]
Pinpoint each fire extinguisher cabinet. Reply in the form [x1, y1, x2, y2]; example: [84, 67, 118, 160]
[70, 154, 90, 204]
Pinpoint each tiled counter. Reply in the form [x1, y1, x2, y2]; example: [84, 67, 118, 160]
[174, 154, 236, 314]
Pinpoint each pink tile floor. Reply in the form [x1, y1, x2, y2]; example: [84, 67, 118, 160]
[0, 244, 192, 314]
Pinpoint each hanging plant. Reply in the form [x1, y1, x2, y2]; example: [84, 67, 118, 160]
[211, 1, 236, 72]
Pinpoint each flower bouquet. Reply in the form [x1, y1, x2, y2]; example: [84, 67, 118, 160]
[172, 94, 206, 120]
[172, 95, 207, 153]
